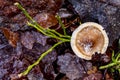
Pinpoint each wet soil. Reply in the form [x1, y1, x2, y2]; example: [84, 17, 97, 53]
[0, 0, 120, 80]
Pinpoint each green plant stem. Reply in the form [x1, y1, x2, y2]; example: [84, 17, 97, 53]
[15, 2, 71, 78]
[47, 28, 62, 37]
[116, 53, 120, 61]
[18, 41, 64, 77]
[47, 29, 71, 39]
[99, 61, 120, 69]
[56, 15, 67, 35]
[15, 2, 71, 40]
[14, 3, 55, 37]
[14, 3, 33, 22]
[27, 22, 56, 37]
[28, 22, 70, 42]
[27, 22, 48, 36]
[112, 51, 115, 62]
[14, 3, 46, 32]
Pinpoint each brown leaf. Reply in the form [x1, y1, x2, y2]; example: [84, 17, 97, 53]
[34, 12, 58, 29]
[1, 28, 19, 47]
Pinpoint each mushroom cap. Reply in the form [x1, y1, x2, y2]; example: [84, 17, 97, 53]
[71, 22, 109, 60]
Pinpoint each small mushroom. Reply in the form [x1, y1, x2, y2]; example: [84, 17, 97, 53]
[71, 22, 109, 60]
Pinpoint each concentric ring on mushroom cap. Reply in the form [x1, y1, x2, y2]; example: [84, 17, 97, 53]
[71, 22, 109, 60]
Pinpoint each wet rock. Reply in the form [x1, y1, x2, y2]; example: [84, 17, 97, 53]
[41, 49, 57, 80]
[32, 43, 50, 55]
[11, 13, 27, 23]
[32, 31, 48, 46]
[27, 72, 44, 80]
[83, 72, 102, 80]
[0, 44, 7, 49]
[46, 38, 57, 45]
[27, 8, 39, 17]
[21, 42, 57, 80]
[3, 5, 19, 17]
[92, 53, 110, 66]
[13, 60, 23, 69]
[55, 42, 71, 55]
[57, 8, 73, 18]
[55, 73, 66, 80]
[100, 0, 120, 7]
[0, 0, 119, 80]
[112, 37, 120, 53]
[0, 17, 3, 23]
[15, 42, 22, 56]
[0, 68, 8, 79]
[9, 23, 20, 31]
[68, 0, 120, 45]
[10, 74, 28, 80]
[57, 53, 87, 80]
[0, 0, 9, 9]
[0, 0, 63, 31]
[42, 49, 57, 63]
[113, 69, 120, 80]
[0, 45, 16, 79]
[21, 31, 35, 49]
[41, 63, 56, 80]
[108, 0, 120, 6]
[100, 54, 111, 63]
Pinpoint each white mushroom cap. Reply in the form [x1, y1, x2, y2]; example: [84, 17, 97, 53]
[71, 22, 109, 60]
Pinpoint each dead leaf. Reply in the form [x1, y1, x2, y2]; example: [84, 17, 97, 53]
[1, 28, 19, 47]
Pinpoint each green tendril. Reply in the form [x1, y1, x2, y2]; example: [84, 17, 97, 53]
[18, 41, 64, 77]
[99, 51, 120, 72]
[55, 15, 67, 35]
[14, 2, 71, 78]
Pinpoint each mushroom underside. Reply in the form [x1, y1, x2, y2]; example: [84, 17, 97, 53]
[76, 26, 105, 57]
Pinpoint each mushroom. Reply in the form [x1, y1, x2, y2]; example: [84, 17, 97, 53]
[71, 22, 109, 60]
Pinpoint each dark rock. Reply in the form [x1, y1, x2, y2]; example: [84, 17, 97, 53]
[0, 44, 7, 49]
[21, 31, 35, 49]
[57, 8, 73, 18]
[100, 0, 120, 7]
[10, 74, 28, 80]
[9, 23, 20, 31]
[42, 49, 57, 64]
[92, 53, 110, 67]
[0, 0, 119, 80]
[27, 72, 44, 80]
[0, 69, 7, 79]
[3, 5, 19, 17]
[0, 0, 63, 31]
[57, 53, 87, 80]
[68, 0, 120, 45]
[15, 42, 22, 55]
[40, 49, 57, 80]
[55, 73, 66, 80]
[46, 38, 57, 46]
[83, 72, 102, 80]
[32, 31, 48, 46]
[0, 17, 3, 23]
